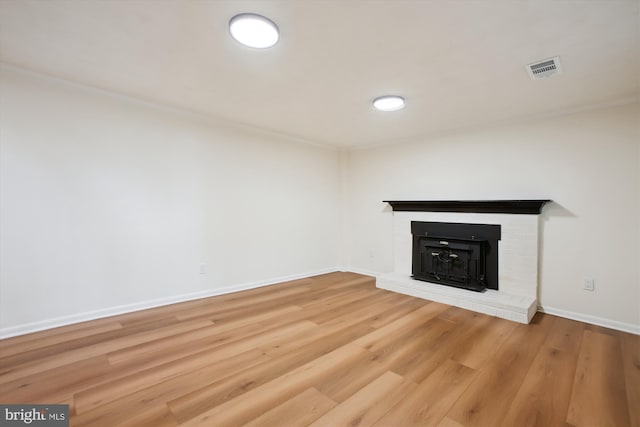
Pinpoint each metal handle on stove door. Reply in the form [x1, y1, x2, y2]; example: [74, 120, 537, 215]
[449, 254, 459, 259]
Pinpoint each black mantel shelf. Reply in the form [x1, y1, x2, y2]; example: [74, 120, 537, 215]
[383, 200, 551, 215]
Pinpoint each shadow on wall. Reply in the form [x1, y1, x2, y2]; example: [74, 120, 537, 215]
[541, 201, 576, 219]
[537, 201, 577, 302]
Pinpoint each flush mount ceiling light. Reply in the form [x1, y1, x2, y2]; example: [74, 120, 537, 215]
[229, 13, 279, 48]
[373, 95, 405, 112]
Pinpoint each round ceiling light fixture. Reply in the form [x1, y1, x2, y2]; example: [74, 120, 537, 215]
[373, 95, 405, 112]
[229, 13, 279, 49]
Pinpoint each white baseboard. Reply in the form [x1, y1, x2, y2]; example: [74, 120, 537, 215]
[537, 305, 640, 335]
[4, 268, 636, 339]
[343, 267, 382, 278]
[0, 268, 337, 339]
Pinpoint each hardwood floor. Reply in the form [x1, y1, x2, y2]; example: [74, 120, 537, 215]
[0, 272, 638, 426]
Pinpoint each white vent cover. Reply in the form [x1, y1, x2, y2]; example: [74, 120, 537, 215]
[526, 56, 562, 80]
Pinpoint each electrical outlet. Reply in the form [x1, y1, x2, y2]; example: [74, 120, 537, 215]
[583, 278, 595, 291]
[199, 263, 207, 275]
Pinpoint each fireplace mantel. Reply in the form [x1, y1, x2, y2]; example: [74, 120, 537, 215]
[383, 200, 551, 215]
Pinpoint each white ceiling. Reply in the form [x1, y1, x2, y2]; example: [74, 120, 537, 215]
[1, 0, 638, 148]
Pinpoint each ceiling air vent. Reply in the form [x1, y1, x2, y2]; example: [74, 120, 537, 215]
[526, 56, 562, 80]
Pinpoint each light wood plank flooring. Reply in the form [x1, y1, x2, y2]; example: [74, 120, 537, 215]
[0, 272, 638, 426]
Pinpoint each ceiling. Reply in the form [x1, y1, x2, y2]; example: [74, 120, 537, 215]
[0, 0, 638, 148]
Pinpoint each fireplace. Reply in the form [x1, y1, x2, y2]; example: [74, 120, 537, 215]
[378, 200, 550, 323]
[411, 221, 500, 292]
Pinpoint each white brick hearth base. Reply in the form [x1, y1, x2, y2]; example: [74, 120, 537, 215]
[379, 211, 541, 323]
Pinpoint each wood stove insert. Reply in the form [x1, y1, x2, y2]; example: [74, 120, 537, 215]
[412, 221, 501, 292]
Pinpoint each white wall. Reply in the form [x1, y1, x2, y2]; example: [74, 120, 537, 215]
[1, 64, 638, 335]
[0, 66, 341, 333]
[345, 103, 640, 329]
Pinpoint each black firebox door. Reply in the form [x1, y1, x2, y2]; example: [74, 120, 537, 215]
[415, 236, 487, 291]
[411, 221, 501, 292]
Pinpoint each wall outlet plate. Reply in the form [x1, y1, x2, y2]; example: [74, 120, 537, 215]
[583, 278, 595, 291]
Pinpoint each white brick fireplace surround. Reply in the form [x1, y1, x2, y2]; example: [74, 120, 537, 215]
[377, 201, 549, 324]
